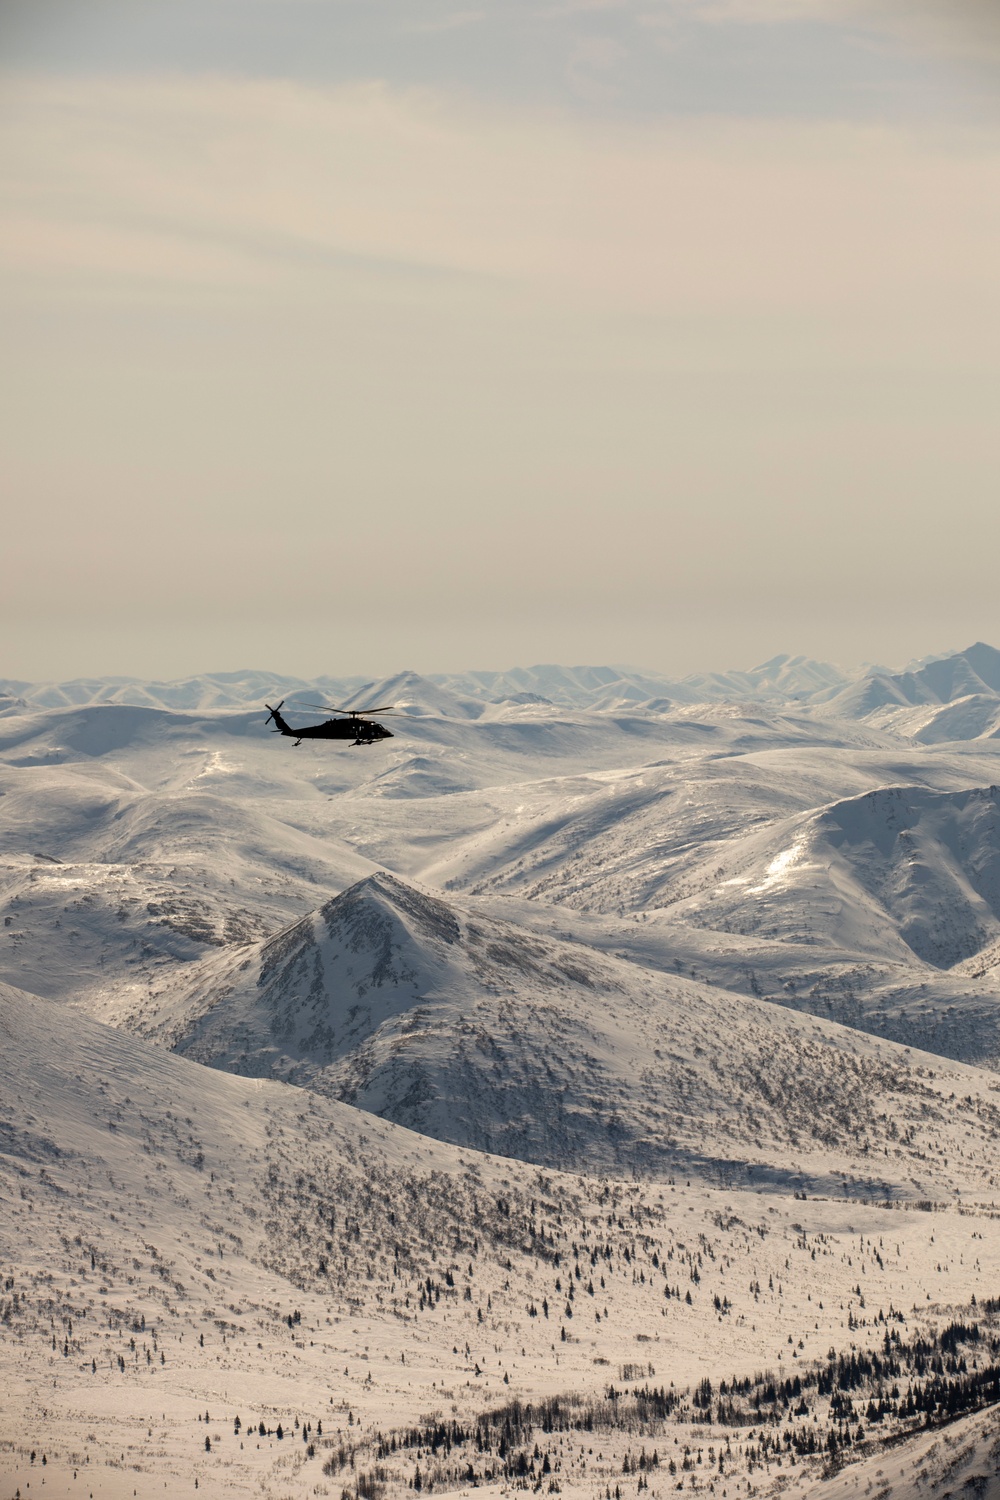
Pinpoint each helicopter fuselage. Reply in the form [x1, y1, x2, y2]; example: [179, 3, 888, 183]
[265, 704, 393, 747]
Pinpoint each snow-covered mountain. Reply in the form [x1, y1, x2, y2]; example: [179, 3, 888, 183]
[0, 652, 860, 716]
[475, 775, 1000, 968]
[0, 709, 376, 1003]
[335, 669, 486, 720]
[18, 647, 1000, 727]
[103, 868, 1000, 1197]
[7, 653, 1000, 1496]
[6, 686, 1000, 1056]
[820, 644, 1000, 744]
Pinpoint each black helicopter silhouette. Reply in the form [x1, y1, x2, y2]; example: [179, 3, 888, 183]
[265, 701, 397, 747]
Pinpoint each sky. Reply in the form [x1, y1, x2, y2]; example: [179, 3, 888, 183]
[1, 0, 999, 682]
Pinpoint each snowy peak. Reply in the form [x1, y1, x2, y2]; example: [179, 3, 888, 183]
[257, 871, 463, 1039]
[6, 648, 998, 723]
[115, 869, 1000, 1193]
[2, 655, 861, 716]
[187, 872, 469, 1074]
[439, 658, 853, 708]
[153, 870, 613, 1082]
[322, 869, 462, 949]
[817, 782, 1000, 856]
[962, 641, 1000, 692]
[825, 643, 1000, 729]
[678, 653, 851, 704]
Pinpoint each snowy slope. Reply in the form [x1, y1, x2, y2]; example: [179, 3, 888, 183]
[5, 979, 1000, 1500]
[6, 661, 1000, 1498]
[429, 758, 1000, 961]
[5, 695, 1000, 1069]
[0, 698, 882, 1008]
[101, 869, 1000, 1199]
[0, 732, 376, 1003]
[0, 669, 369, 712]
[779, 1404, 1000, 1500]
[822, 644, 1000, 742]
[334, 670, 486, 720]
[657, 784, 1000, 967]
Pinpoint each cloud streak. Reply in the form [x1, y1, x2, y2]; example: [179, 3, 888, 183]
[682, 0, 1000, 61]
[3, 73, 998, 321]
[0, 0, 992, 121]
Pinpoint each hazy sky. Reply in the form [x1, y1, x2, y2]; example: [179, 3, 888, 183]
[2, 0, 999, 681]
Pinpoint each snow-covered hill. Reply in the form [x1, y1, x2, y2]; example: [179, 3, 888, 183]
[0, 698, 878, 1003]
[22, 648, 1000, 729]
[0, 669, 369, 713]
[779, 1404, 1000, 1500]
[5, 689, 1000, 1064]
[5, 979, 1000, 1500]
[0, 653, 860, 716]
[702, 784, 1000, 963]
[0, 717, 375, 1003]
[100, 869, 1000, 1199]
[450, 772, 999, 946]
[821, 644, 1000, 743]
[7, 655, 1000, 1497]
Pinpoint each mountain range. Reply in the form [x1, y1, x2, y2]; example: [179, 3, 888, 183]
[6, 645, 1000, 1498]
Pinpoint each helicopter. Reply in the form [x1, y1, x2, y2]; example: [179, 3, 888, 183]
[265, 700, 397, 747]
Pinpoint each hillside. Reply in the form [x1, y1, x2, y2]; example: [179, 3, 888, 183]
[100, 869, 1000, 1198]
[5, 691, 1000, 1069]
[421, 760, 1000, 1069]
[821, 645, 1000, 743]
[0, 721, 374, 1003]
[5, 980, 1000, 1499]
[0, 697, 881, 1006]
[639, 783, 1000, 969]
[6, 662, 1000, 1496]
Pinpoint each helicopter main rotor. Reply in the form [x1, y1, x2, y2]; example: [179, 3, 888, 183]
[294, 703, 399, 717]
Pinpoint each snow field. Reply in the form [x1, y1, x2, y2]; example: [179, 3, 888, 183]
[5, 659, 1000, 1498]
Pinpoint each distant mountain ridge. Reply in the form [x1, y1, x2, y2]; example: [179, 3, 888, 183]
[823, 643, 1000, 723]
[0, 652, 865, 715]
[10, 648, 995, 720]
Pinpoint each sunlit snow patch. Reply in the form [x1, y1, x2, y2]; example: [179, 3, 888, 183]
[188, 750, 241, 784]
[748, 837, 809, 893]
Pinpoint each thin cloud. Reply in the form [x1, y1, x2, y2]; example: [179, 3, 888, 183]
[3, 73, 999, 326]
[400, 9, 488, 35]
[872, 0, 1000, 63]
[663, 0, 1000, 61]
